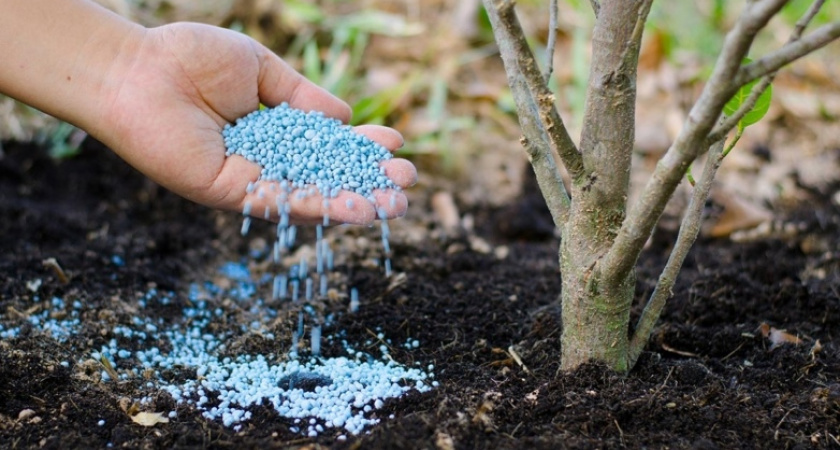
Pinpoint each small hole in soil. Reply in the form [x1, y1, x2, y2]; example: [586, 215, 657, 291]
[277, 371, 332, 392]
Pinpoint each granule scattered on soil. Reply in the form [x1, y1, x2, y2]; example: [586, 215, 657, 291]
[1, 140, 839, 448]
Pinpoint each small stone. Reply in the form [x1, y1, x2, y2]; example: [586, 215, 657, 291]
[17, 409, 36, 421]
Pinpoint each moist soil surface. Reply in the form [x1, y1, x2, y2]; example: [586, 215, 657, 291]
[1, 140, 839, 449]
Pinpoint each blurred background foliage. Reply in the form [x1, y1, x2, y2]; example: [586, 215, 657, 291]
[2, 0, 838, 210]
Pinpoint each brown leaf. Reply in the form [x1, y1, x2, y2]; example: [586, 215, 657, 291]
[759, 322, 803, 350]
[707, 189, 772, 238]
[639, 29, 668, 71]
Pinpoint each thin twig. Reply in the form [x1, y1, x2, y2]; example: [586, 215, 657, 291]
[627, 139, 725, 366]
[543, 0, 558, 83]
[721, 126, 743, 158]
[481, 0, 571, 228]
[774, 409, 794, 437]
[618, 0, 654, 71]
[711, 0, 831, 142]
[601, 0, 789, 289]
[487, 0, 584, 180]
[588, 0, 600, 17]
[649, 366, 675, 404]
[721, 341, 746, 361]
[614, 419, 626, 447]
[708, 76, 773, 143]
[42, 257, 70, 284]
[793, 0, 827, 37]
[735, 20, 840, 88]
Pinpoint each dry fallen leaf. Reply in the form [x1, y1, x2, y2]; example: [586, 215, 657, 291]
[130, 412, 169, 427]
[707, 189, 773, 238]
[759, 323, 804, 350]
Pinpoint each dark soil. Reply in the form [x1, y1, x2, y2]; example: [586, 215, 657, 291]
[1, 140, 839, 449]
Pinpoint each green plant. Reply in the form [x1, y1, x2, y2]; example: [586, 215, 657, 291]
[281, 8, 423, 126]
[47, 122, 86, 160]
[482, 0, 839, 372]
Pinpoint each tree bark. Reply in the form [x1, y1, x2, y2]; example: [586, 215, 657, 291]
[560, 236, 634, 371]
[559, 0, 649, 371]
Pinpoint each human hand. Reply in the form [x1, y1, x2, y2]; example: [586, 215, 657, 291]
[100, 23, 416, 225]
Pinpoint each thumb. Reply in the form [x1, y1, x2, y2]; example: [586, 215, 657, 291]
[253, 43, 352, 122]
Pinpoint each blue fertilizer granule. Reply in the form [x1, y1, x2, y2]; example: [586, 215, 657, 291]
[0, 265, 433, 438]
[223, 104, 401, 315]
[106, 282, 432, 436]
[223, 103, 398, 200]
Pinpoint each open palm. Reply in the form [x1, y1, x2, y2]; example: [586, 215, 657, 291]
[101, 23, 415, 225]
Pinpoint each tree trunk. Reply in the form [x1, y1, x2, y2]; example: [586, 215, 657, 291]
[559, 201, 634, 372]
[558, 0, 646, 372]
[482, 0, 839, 373]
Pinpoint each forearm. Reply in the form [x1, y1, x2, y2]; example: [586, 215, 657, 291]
[0, 0, 145, 138]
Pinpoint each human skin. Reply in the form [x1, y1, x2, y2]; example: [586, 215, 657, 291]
[0, 0, 417, 225]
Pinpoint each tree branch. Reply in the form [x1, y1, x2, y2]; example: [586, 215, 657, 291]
[589, 0, 600, 18]
[627, 138, 725, 367]
[543, 0, 559, 83]
[733, 20, 840, 88]
[485, 0, 585, 181]
[625, 1, 835, 360]
[710, 0, 829, 142]
[793, 0, 826, 37]
[481, 0, 571, 227]
[571, 0, 651, 236]
[601, 0, 788, 288]
[619, 0, 654, 71]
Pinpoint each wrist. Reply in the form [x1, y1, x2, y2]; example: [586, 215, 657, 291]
[79, 23, 149, 142]
[0, 0, 146, 140]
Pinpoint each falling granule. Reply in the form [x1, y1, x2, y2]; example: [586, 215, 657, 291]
[223, 103, 399, 318]
[350, 288, 360, 313]
[311, 324, 322, 356]
[319, 276, 328, 297]
[291, 280, 300, 302]
[220, 105, 407, 437]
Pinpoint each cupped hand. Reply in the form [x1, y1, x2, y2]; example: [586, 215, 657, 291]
[100, 23, 416, 225]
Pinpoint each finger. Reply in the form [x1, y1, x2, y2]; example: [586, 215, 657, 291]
[353, 125, 404, 152]
[380, 159, 417, 189]
[206, 154, 262, 212]
[239, 181, 379, 226]
[254, 44, 351, 122]
[213, 158, 413, 225]
[372, 190, 409, 219]
[298, 191, 380, 226]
